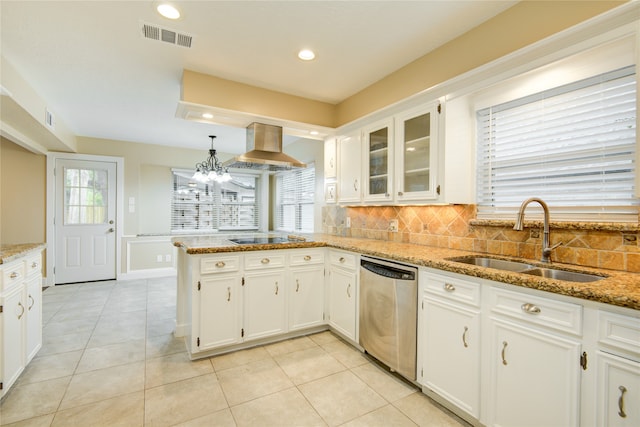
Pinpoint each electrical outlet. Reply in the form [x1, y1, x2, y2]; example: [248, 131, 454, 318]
[156, 255, 163, 263]
[346, 217, 351, 228]
[389, 219, 399, 232]
[165, 254, 172, 262]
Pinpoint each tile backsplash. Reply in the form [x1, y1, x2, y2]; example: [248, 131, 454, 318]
[322, 205, 640, 273]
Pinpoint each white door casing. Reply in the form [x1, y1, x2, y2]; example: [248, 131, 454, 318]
[46, 153, 123, 286]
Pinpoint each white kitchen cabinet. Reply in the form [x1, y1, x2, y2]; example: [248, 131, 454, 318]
[197, 274, 242, 350]
[243, 270, 287, 341]
[486, 287, 582, 427]
[419, 271, 481, 420]
[289, 249, 325, 331]
[324, 137, 337, 179]
[363, 119, 393, 203]
[1, 284, 25, 396]
[24, 274, 42, 362]
[337, 131, 362, 204]
[394, 102, 440, 202]
[597, 351, 640, 426]
[327, 251, 358, 342]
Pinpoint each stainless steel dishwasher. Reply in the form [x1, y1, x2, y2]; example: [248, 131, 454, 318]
[359, 256, 418, 381]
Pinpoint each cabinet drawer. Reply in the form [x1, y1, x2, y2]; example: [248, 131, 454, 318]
[489, 287, 583, 335]
[423, 271, 481, 307]
[1, 260, 24, 292]
[598, 310, 640, 357]
[200, 255, 240, 274]
[24, 253, 42, 278]
[329, 251, 357, 269]
[289, 249, 325, 266]
[244, 252, 286, 270]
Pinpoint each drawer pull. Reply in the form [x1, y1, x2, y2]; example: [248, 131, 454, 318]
[521, 303, 541, 314]
[304, 255, 312, 261]
[296, 279, 300, 292]
[339, 257, 345, 263]
[618, 385, 627, 418]
[501, 341, 508, 365]
[31, 262, 38, 268]
[10, 272, 19, 279]
[261, 258, 270, 264]
[17, 302, 25, 320]
[444, 283, 456, 292]
[227, 287, 231, 302]
[28, 295, 34, 310]
[215, 261, 226, 268]
[347, 283, 351, 298]
[462, 326, 469, 348]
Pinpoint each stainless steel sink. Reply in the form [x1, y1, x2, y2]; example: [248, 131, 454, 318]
[519, 268, 604, 282]
[447, 256, 534, 272]
[446, 256, 606, 282]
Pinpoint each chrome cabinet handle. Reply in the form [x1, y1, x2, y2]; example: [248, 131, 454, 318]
[17, 302, 25, 320]
[215, 261, 226, 268]
[296, 279, 300, 292]
[10, 272, 19, 279]
[330, 158, 334, 168]
[261, 258, 270, 264]
[275, 281, 279, 295]
[227, 287, 231, 302]
[398, 191, 404, 196]
[618, 385, 627, 418]
[444, 283, 456, 292]
[353, 179, 358, 191]
[462, 326, 469, 348]
[339, 257, 345, 263]
[31, 262, 38, 269]
[501, 341, 508, 365]
[521, 303, 541, 314]
[347, 283, 351, 298]
[304, 255, 311, 261]
[28, 295, 34, 310]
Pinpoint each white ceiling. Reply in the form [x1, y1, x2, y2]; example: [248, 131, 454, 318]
[0, 0, 517, 154]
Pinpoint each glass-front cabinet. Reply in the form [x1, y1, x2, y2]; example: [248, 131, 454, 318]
[363, 119, 393, 202]
[395, 102, 440, 202]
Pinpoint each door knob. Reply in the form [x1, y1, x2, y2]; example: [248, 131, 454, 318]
[109, 220, 114, 224]
[108, 228, 115, 233]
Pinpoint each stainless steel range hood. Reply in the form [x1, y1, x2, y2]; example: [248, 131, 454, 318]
[223, 122, 307, 171]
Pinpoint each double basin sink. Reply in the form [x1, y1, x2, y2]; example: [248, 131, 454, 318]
[447, 256, 606, 283]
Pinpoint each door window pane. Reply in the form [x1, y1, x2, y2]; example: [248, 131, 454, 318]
[64, 168, 108, 225]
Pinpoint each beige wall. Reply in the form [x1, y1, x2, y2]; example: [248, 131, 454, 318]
[0, 137, 46, 244]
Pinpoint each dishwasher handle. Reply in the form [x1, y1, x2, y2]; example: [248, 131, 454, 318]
[360, 259, 416, 280]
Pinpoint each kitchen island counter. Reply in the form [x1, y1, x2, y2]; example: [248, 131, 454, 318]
[174, 234, 639, 310]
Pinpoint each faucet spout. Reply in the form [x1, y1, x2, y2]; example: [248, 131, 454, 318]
[513, 197, 555, 263]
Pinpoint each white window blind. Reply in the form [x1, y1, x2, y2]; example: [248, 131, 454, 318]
[171, 170, 259, 233]
[476, 65, 638, 221]
[275, 165, 315, 233]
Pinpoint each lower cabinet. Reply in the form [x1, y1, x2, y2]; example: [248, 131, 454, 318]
[197, 274, 242, 351]
[243, 270, 287, 341]
[597, 351, 640, 426]
[289, 265, 325, 331]
[327, 250, 358, 342]
[1, 284, 25, 394]
[25, 274, 42, 363]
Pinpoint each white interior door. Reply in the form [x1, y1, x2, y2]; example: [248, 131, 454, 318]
[54, 159, 117, 284]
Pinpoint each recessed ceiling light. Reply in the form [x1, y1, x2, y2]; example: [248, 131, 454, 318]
[202, 113, 214, 119]
[157, 3, 181, 20]
[298, 49, 316, 61]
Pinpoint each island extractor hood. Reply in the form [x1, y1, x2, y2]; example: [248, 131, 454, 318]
[223, 122, 307, 171]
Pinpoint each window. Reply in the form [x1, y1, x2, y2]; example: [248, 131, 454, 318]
[171, 170, 260, 233]
[476, 66, 637, 221]
[275, 165, 315, 233]
[64, 167, 108, 224]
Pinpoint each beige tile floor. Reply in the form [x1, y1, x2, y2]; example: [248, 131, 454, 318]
[0, 277, 467, 427]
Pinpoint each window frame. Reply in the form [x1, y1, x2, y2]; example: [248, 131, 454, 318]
[274, 164, 315, 233]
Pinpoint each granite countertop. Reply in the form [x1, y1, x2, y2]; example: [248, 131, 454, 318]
[0, 243, 46, 264]
[174, 234, 640, 311]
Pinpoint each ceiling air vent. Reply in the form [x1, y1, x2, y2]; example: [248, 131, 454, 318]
[140, 21, 193, 48]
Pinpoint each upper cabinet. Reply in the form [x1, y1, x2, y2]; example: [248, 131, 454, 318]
[337, 131, 363, 204]
[324, 137, 337, 179]
[395, 102, 440, 202]
[363, 119, 393, 203]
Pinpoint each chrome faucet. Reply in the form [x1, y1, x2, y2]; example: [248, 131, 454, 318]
[513, 197, 561, 263]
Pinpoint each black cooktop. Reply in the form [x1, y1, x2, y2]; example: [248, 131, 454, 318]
[229, 237, 291, 245]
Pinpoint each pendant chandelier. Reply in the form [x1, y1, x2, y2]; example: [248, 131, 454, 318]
[192, 135, 232, 183]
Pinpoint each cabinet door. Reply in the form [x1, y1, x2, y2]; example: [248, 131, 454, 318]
[363, 119, 393, 202]
[244, 271, 287, 341]
[337, 131, 362, 204]
[1, 286, 25, 396]
[25, 275, 42, 363]
[328, 267, 357, 341]
[197, 275, 242, 350]
[488, 319, 581, 427]
[289, 266, 325, 331]
[597, 351, 640, 426]
[324, 137, 337, 179]
[395, 103, 440, 202]
[421, 297, 480, 418]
